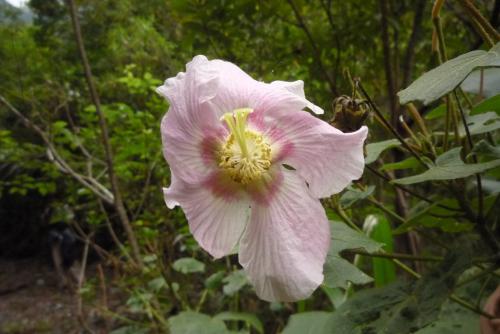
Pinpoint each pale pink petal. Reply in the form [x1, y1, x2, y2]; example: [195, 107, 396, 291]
[158, 56, 227, 183]
[238, 169, 330, 302]
[164, 173, 250, 259]
[192, 58, 320, 118]
[270, 80, 324, 114]
[160, 110, 225, 184]
[255, 111, 368, 198]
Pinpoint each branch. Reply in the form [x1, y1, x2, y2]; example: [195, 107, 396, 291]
[358, 81, 427, 168]
[286, 0, 338, 95]
[66, 0, 142, 267]
[401, 0, 427, 88]
[0, 95, 114, 205]
[379, 0, 398, 123]
[346, 249, 443, 262]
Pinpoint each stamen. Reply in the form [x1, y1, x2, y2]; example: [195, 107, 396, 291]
[219, 108, 272, 185]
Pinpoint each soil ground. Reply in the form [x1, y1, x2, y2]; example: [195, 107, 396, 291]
[0, 257, 103, 334]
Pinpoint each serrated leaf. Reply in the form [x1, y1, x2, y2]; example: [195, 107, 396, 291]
[172, 258, 205, 274]
[339, 185, 375, 208]
[346, 252, 471, 333]
[415, 301, 479, 334]
[323, 221, 383, 289]
[214, 312, 263, 334]
[169, 312, 229, 334]
[394, 147, 500, 185]
[222, 270, 248, 296]
[365, 139, 401, 164]
[398, 43, 500, 105]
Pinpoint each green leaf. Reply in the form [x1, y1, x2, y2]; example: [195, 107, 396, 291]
[110, 326, 149, 334]
[381, 157, 420, 172]
[339, 185, 375, 208]
[472, 140, 500, 159]
[320, 286, 346, 309]
[363, 215, 396, 287]
[323, 221, 383, 289]
[470, 94, 500, 115]
[313, 252, 471, 334]
[398, 43, 500, 105]
[282, 312, 334, 334]
[365, 139, 401, 164]
[425, 104, 446, 120]
[205, 271, 225, 290]
[459, 112, 500, 137]
[147, 277, 166, 292]
[393, 147, 500, 185]
[172, 258, 205, 274]
[169, 312, 229, 334]
[214, 312, 264, 334]
[414, 301, 479, 334]
[222, 270, 248, 296]
[394, 200, 474, 234]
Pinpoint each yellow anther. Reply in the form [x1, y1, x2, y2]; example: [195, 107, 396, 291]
[219, 108, 272, 185]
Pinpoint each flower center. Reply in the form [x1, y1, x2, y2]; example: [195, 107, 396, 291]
[218, 108, 271, 185]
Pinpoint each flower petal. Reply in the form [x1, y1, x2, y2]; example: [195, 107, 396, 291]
[261, 110, 368, 198]
[158, 56, 227, 183]
[164, 172, 250, 259]
[238, 169, 330, 302]
[270, 80, 324, 114]
[182, 58, 321, 118]
[160, 110, 225, 184]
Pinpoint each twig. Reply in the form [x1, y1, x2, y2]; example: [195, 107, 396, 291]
[132, 158, 158, 221]
[459, 0, 500, 44]
[347, 249, 443, 262]
[453, 92, 500, 257]
[97, 264, 112, 332]
[76, 237, 94, 333]
[66, 0, 142, 267]
[0, 95, 114, 204]
[286, 0, 337, 95]
[357, 82, 427, 168]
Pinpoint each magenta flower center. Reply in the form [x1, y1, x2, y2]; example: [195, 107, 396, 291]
[218, 108, 272, 185]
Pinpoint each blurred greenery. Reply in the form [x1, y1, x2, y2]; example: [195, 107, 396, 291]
[1, 0, 499, 333]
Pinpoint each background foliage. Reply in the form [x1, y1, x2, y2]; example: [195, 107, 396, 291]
[0, 0, 499, 333]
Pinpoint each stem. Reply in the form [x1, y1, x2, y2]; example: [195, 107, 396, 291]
[391, 258, 496, 319]
[367, 196, 405, 224]
[196, 289, 208, 312]
[453, 92, 500, 257]
[453, 91, 483, 217]
[459, 0, 500, 44]
[365, 165, 459, 211]
[286, 0, 337, 95]
[358, 82, 427, 168]
[348, 250, 443, 262]
[470, 16, 496, 47]
[0, 95, 114, 204]
[336, 205, 361, 232]
[457, 265, 497, 287]
[66, 0, 142, 267]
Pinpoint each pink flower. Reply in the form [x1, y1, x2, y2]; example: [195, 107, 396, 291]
[158, 56, 368, 302]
